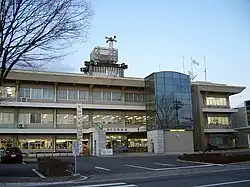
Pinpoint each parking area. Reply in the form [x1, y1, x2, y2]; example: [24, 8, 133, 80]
[75, 155, 221, 176]
[0, 162, 38, 178]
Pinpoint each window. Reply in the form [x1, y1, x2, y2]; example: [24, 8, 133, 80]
[134, 93, 144, 103]
[43, 88, 54, 99]
[92, 113, 122, 125]
[207, 116, 229, 125]
[57, 89, 67, 100]
[41, 114, 53, 124]
[30, 113, 42, 123]
[125, 93, 133, 102]
[79, 90, 89, 101]
[0, 113, 14, 124]
[18, 139, 52, 150]
[125, 115, 146, 125]
[0, 139, 13, 149]
[93, 91, 102, 101]
[103, 92, 111, 101]
[57, 114, 76, 124]
[31, 88, 43, 99]
[206, 97, 227, 106]
[56, 139, 76, 150]
[0, 87, 16, 98]
[19, 88, 31, 98]
[68, 90, 78, 100]
[112, 92, 122, 101]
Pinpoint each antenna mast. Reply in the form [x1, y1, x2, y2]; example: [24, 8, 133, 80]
[204, 56, 207, 81]
[105, 36, 117, 63]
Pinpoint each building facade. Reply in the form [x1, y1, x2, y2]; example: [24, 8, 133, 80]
[232, 100, 250, 148]
[191, 81, 245, 151]
[0, 44, 246, 154]
[0, 70, 147, 153]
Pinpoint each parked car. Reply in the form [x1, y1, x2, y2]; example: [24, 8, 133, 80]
[1, 147, 23, 164]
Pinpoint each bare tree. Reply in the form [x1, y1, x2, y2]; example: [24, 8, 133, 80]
[0, 0, 93, 86]
[156, 94, 183, 129]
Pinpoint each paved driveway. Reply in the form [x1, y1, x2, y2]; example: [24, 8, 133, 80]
[0, 163, 38, 178]
[74, 155, 220, 176]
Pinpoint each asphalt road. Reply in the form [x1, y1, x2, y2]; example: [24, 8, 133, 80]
[0, 163, 38, 178]
[57, 169, 250, 187]
[74, 155, 212, 176]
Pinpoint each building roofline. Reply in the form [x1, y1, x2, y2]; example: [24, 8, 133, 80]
[5, 70, 145, 87]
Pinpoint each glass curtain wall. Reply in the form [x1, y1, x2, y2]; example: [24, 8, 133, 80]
[145, 71, 193, 130]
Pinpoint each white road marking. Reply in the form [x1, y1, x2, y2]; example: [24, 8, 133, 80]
[154, 164, 218, 171]
[32, 168, 46, 179]
[193, 179, 250, 187]
[95, 166, 111, 171]
[125, 164, 155, 171]
[126, 163, 220, 171]
[71, 182, 137, 187]
[177, 159, 223, 166]
[153, 162, 174, 166]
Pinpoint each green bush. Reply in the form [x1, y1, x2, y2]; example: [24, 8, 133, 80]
[37, 157, 73, 177]
[179, 153, 250, 164]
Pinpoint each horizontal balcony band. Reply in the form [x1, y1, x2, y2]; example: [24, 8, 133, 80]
[202, 107, 238, 113]
[0, 101, 146, 110]
[0, 127, 144, 134]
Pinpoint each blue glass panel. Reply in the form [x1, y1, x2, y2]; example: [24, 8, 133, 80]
[174, 85, 182, 92]
[164, 72, 173, 78]
[156, 72, 165, 78]
[180, 73, 189, 79]
[173, 72, 181, 78]
[156, 85, 165, 93]
[182, 93, 191, 100]
[174, 93, 181, 100]
[165, 85, 174, 92]
[181, 85, 190, 93]
[181, 78, 190, 85]
[172, 78, 181, 85]
[156, 77, 164, 86]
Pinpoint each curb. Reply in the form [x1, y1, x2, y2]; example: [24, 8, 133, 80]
[0, 175, 88, 187]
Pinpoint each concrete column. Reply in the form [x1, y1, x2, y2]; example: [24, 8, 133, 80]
[53, 136, 56, 152]
[92, 130, 106, 156]
[76, 104, 83, 154]
[248, 134, 250, 148]
[15, 81, 19, 102]
[14, 108, 19, 129]
[147, 130, 164, 154]
[54, 83, 57, 102]
[53, 109, 57, 129]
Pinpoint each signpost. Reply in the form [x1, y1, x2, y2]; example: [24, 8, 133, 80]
[72, 141, 79, 174]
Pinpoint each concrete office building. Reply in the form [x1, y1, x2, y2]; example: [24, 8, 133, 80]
[232, 100, 250, 148]
[0, 44, 246, 154]
[191, 81, 245, 151]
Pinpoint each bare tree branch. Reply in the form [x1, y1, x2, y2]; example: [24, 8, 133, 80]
[0, 0, 93, 86]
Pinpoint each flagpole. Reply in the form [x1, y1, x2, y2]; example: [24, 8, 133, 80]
[204, 56, 207, 81]
[182, 56, 185, 74]
[190, 57, 193, 78]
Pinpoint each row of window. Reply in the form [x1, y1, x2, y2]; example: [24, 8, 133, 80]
[206, 97, 227, 106]
[0, 112, 147, 125]
[19, 87, 145, 103]
[207, 116, 230, 125]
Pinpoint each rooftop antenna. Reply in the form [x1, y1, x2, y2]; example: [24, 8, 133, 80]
[204, 56, 207, 81]
[105, 36, 117, 63]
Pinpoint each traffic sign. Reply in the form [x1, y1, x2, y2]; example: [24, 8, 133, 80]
[72, 141, 80, 156]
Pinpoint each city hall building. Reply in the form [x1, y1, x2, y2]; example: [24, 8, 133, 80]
[0, 46, 246, 154]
